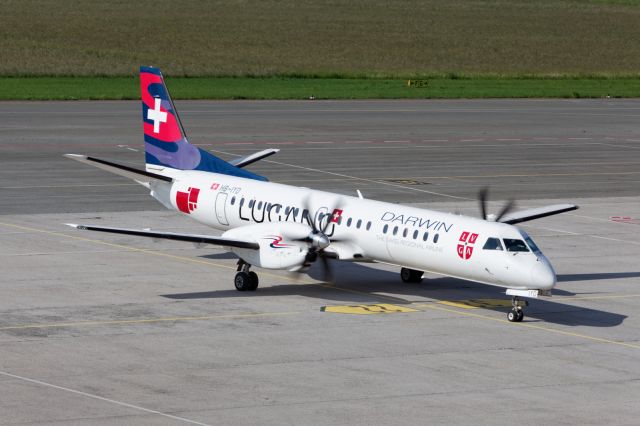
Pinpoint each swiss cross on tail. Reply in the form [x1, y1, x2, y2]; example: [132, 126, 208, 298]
[147, 97, 167, 134]
[457, 231, 479, 260]
[176, 187, 200, 214]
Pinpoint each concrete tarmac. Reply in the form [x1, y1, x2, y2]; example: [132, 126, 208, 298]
[1, 100, 639, 425]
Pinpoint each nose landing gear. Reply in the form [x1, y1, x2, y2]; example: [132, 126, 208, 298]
[507, 296, 528, 322]
[234, 259, 259, 291]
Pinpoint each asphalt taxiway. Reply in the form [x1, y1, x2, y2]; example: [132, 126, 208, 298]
[1, 100, 639, 425]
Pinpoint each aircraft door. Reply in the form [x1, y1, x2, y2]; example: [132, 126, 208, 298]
[215, 192, 229, 226]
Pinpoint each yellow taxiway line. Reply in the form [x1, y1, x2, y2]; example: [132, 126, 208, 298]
[1, 221, 638, 351]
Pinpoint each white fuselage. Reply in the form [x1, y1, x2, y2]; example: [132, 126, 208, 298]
[150, 169, 556, 291]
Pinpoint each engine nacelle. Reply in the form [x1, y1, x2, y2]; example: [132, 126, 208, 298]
[223, 222, 310, 270]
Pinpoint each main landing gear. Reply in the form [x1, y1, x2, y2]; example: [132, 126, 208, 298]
[234, 259, 259, 291]
[507, 296, 528, 322]
[400, 267, 424, 283]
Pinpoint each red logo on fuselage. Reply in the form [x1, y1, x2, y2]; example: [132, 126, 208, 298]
[176, 187, 200, 214]
[330, 209, 343, 223]
[457, 231, 478, 260]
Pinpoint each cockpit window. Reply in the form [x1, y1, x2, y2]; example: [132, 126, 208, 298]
[503, 239, 530, 252]
[524, 236, 540, 253]
[483, 237, 503, 251]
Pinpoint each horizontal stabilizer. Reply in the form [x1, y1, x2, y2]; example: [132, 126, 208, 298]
[500, 204, 578, 225]
[65, 223, 259, 250]
[64, 154, 173, 183]
[228, 149, 280, 168]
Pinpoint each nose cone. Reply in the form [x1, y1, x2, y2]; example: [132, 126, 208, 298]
[530, 257, 556, 290]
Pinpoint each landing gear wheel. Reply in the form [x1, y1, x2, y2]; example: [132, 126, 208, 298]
[234, 272, 252, 291]
[400, 267, 423, 283]
[508, 296, 527, 322]
[247, 271, 259, 291]
[507, 308, 524, 322]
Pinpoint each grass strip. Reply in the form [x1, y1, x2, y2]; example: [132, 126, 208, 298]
[1, 76, 640, 100]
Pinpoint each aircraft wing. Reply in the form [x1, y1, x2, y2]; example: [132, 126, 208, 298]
[65, 224, 259, 249]
[228, 149, 279, 168]
[499, 204, 578, 225]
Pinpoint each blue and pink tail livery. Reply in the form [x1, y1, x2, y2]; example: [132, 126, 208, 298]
[140, 66, 266, 181]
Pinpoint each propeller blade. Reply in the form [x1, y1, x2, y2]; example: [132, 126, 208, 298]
[494, 199, 516, 222]
[319, 255, 334, 284]
[478, 187, 488, 220]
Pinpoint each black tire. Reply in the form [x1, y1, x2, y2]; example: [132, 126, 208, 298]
[234, 272, 251, 291]
[507, 309, 517, 322]
[247, 271, 259, 291]
[516, 310, 524, 322]
[400, 268, 423, 283]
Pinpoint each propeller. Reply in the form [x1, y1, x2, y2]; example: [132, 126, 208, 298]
[295, 196, 343, 283]
[478, 187, 516, 222]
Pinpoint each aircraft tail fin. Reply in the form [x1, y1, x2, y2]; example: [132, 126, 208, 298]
[140, 66, 267, 181]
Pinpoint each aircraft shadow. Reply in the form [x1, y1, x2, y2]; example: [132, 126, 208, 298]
[199, 252, 239, 260]
[162, 262, 628, 327]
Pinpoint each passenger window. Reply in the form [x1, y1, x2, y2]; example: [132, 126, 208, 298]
[366, 221, 371, 230]
[433, 234, 439, 243]
[347, 218, 352, 227]
[413, 230, 418, 239]
[249, 200, 255, 208]
[231, 196, 236, 205]
[483, 237, 503, 251]
[393, 226, 398, 236]
[383, 224, 388, 234]
[337, 216, 343, 225]
[423, 232, 429, 241]
[503, 239, 530, 252]
[257, 201, 263, 210]
[402, 228, 408, 238]
[276, 205, 281, 213]
[356, 219, 362, 229]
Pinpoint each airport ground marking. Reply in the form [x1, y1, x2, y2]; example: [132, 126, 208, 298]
[3, 223, 638, 350]
[210, 149, 472, 201]
[433, 299, 512, 309]
[0, 370, 212, 426]
[0, 311, 301, 332]
[0, 221, 299, 282]
[321, 303, 418, 314]
[421, 303, 640, 350]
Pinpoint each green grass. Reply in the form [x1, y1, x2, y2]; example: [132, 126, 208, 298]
[2, 0, 640, 99]
[2, 76, 639, 100]
[2, 0, 640, 76]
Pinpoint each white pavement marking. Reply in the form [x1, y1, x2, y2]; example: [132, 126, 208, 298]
[345, 140, 372, 144]
[0, 370, 212, 426]
[383, 140, 410, 143]
[496, 138, 522, 141]
[307, 141, 334, 144]
[422, 139, 449, 142]
[209, 149, 472, 200]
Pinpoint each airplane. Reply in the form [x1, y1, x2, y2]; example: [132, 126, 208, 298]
[65, 66, 578, 322]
